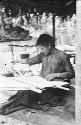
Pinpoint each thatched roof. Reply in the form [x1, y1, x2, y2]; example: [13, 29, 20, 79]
[2, 0, 76, 18]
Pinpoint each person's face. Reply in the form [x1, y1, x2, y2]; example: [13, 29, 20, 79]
[37, 45, 51, 56]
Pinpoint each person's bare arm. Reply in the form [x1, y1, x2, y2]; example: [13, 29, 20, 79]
[45, 54, 75, 81]
[14, 54, 42, 65]
[56, 55, 75, 79]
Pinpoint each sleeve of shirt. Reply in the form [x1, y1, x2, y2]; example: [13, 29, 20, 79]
[27, 54, 42, 65]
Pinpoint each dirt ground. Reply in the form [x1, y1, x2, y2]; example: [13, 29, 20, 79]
[0, 107, 75, 125]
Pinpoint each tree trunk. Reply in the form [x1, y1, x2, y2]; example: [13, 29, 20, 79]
[76, 0, 81, 123]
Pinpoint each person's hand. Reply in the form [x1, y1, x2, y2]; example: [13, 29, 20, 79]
[45, 74, 56, 81]
[11, 58, 20, 64]
[11, 58, 30, 65]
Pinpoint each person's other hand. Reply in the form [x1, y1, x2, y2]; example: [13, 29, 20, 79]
[45, 74, 56, 81]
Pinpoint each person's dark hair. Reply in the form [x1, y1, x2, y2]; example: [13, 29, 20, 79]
[36, 34, 55, 47]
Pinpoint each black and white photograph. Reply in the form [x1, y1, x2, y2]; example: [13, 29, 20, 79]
[0, 0, 78, 124]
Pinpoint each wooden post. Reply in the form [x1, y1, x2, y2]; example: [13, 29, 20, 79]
[36, 14, 38, 29]
[76, 0, 81, 124]
[27, 12, 30, 25]
[39, 15, 42, 29]
[52, 12, 55, 42]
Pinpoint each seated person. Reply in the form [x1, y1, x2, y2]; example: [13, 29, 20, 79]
[16, 34, 74, 81]
[0, 34, 75, 115]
